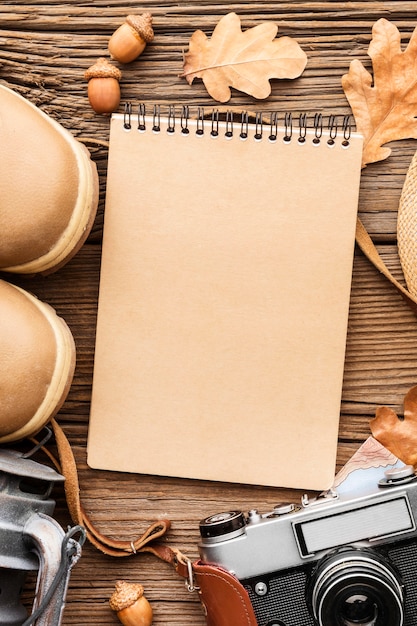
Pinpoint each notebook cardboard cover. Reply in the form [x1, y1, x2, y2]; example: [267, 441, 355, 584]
[87, 111, 363, 490]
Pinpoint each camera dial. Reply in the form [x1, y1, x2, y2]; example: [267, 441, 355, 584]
[199, 511, 246, 542]
[309, 547, 404, 626]
[379, 465, 416, 487]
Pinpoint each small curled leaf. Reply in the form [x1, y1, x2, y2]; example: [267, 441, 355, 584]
[370, 385, 417, 467]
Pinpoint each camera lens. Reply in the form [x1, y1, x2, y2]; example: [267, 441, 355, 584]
[339, 594, 376, 623]
[309, 548, 404, 626]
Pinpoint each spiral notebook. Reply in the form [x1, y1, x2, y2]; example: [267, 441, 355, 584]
[87, 106, 363, 490]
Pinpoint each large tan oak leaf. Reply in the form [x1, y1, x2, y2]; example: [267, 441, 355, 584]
[342, 18, 417, 167]
[181, 12, 307, 103]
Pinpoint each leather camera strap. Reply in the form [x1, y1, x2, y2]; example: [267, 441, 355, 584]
[49, 418, 189, 574]
[355, 217, 417, 315]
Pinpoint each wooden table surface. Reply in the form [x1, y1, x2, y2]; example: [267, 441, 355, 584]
[2, 2, 417, 624]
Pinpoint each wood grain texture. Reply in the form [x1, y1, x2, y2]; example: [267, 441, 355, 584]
[2, 2, 417, 624]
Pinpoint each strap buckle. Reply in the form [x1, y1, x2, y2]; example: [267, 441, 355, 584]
[185, 559, 200, 593]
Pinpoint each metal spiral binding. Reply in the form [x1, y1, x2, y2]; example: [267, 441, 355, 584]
[225, 110, 234, 139]
[211, 109, 219, 137]
[298, 113, 307, 144]
[313, 113, 323, 145]
[342, 115, 352, 147]
[196, 107, 204, 136]
[122, 103, 353, 147]
[152, 105, 160, 132]
[327, 114, 338, 146]
[254, 112, 263, 141]
[123, 102, 132, 130]
[240, 111, 249, 139]
[167, 105, 175, 134]
[138, 103, 146, 132]
[181, 105, 190, 135]
[283, 112, 292, 143]
[269, 111, 278, 141]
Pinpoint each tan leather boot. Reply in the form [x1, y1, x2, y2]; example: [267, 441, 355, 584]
[0, 83, 99, 274]
[0, 279, 75, 443]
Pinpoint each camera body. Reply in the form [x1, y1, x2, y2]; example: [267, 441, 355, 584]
[198, 438, 417, 626]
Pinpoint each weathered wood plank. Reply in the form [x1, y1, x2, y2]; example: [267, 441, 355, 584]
[2, 2, 417, 623]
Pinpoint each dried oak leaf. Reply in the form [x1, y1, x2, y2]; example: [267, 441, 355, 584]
[370, 385, 417, 467]
[342, 18, 417, 167]
[181, 12, 307, 103]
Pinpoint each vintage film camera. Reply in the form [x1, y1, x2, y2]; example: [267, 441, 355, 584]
[198, 438, 417, 626]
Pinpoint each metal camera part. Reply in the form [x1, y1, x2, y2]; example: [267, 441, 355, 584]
[198, 454, 417, 626]
[309, 548, 404, 625]
[199, 511, 246, 543]
[0, 447, 85, 626]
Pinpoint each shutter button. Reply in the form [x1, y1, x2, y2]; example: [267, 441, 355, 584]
[379, 465, 416, 487]
[273, 503, 296, 515]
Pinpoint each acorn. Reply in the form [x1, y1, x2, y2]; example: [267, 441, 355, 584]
[108, 13, 154, 63]
[109, 580, 153, 626]
[84, 57, 122, 114]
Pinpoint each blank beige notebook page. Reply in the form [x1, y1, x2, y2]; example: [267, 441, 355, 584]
[87, 110, 363, 490]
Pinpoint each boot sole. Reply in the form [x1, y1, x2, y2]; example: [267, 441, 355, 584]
[0, 286, 76, 443]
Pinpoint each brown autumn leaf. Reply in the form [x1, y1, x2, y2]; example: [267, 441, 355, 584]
[181, 12, 307, 103]
[342, 18, 417, 167]
[370, 385, 417, 467]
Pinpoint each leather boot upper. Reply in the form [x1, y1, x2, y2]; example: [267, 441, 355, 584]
[0, 84, 98, 273]
[0, 280, 75, 442]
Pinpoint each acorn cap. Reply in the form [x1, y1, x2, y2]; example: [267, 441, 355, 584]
[109, 580, 145, 612]
[126, 13, 154, 42]
[84, 57, 122, 81]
